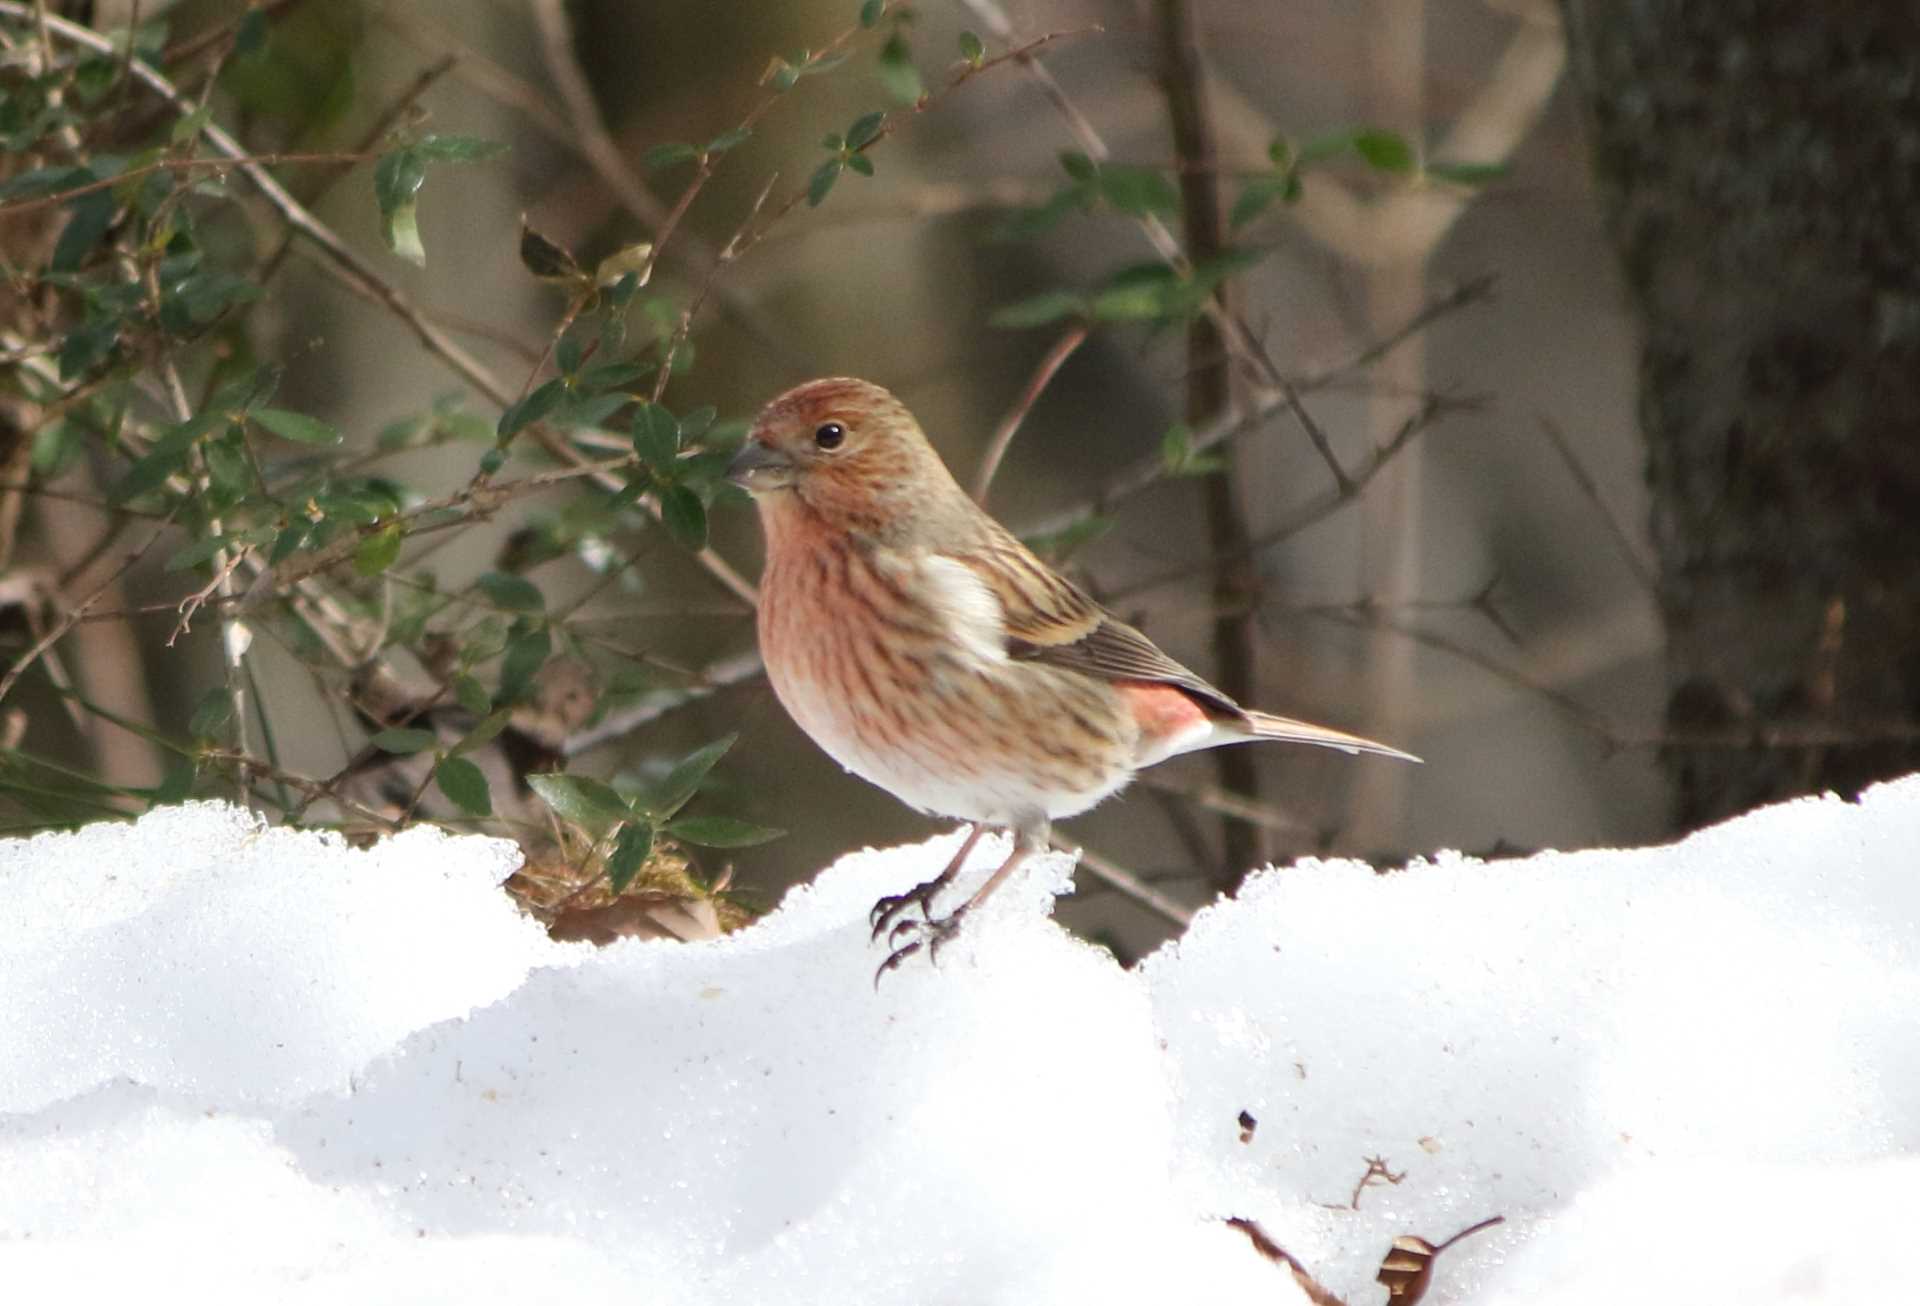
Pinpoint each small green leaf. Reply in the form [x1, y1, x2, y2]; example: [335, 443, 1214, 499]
[807, 158, 843, 207]
[989, 290, 1085, 329]
[958, 30, 985, 63]
[454, 674, 492, 716]
[435, 755, 492, 817]
[706, 126, 752, 154]
[666, 815, 785, 848]
[528, 772, 634, 835]
[152, 755, 197, 807]
[413, 134, 508, 163]
[647, 733, 738, 820]
[497, 378, 568, 438]
[456, 709, 514, 754]
[643, 142, 700, 170]
[269, 524, 310, 565]
[876, 31, 922, 103]
[1229, 173, 1291, 230]
[1021, 513, 1114, 563]
[859, 0, 885, 28]
[1425, 159, 1508, 186]
[253, 407, 342, 446]
[371, 727, 438, 754]
[631, 402, 681, 469]
[496, 620, 552, 705]
[659, 483, 708, 551]
[1097, 165, 1179, 217]
[846, 111, 886, 150]
[606, 821, 654, 893]
[164, 535, 237, 573]
[354, 523, 405, 576]
[771, 62, 801, 92]
[846, 153, 875, 177]
[170, 104, 213, 146]
[1058, 151, 1098, 183]
[678, 405, 717, 440]
[476, 571, 545, 613]
[1353, 129, 1416, 174]
[110, 410, 223, 503]
[373, 147, 428, 264]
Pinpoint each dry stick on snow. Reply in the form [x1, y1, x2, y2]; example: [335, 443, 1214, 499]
[972, 323, 1089, 505]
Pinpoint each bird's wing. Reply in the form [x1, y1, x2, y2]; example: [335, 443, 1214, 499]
[950, 530, 1243, 717]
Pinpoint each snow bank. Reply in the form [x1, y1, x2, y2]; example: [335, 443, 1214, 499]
[2, 781, 1915, 1304]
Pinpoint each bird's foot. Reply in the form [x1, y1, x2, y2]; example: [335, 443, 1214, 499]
[868, 871, 957, 942]
[872, 906, 971, 986]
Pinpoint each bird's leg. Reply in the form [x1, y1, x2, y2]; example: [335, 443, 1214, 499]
[875, 815, 1047, 983]
[869, 822, 988, 941]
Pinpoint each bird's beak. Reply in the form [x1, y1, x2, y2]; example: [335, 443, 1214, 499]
[725, 439, 796, 492]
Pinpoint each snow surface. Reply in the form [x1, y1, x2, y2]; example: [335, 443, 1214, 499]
[2, 781, 1916, 1304]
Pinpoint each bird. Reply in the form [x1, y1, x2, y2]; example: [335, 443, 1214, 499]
[726, 377, 1416, 978]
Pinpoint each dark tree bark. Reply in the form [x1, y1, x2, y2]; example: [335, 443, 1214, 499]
[1561, 1, 1920, 829]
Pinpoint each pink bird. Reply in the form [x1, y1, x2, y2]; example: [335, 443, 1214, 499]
[728, 378, 1415, 977]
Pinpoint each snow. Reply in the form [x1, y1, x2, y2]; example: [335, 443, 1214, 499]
[2, 780, 1916, 1304]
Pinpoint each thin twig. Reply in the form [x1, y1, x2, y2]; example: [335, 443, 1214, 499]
[1537, 415, 1658, 595]
[1064, 839, 1195, 928]
[0, 512, 176, 705]
[1110, 393, 1475, 599]
[973, 323, 1088, 505]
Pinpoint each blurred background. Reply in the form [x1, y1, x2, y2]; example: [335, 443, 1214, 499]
[7, 1, 1909, 959]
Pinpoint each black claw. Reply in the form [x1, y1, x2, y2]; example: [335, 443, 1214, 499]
[870, 907, 972, 985]
[868, 875, 954, 942]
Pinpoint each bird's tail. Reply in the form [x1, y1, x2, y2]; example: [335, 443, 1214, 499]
[1236, 709, 1421, 763]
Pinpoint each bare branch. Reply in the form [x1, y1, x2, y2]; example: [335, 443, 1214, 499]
[973, 324, 1088, 505]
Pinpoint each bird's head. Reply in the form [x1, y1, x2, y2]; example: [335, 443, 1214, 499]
[728, 377, 966, 541]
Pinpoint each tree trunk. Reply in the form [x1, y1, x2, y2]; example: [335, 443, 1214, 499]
[1561, 1, 1920, 829]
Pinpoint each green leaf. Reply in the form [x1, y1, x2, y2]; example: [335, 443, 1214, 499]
[1425, 159, 1508, 186]
[876, 31, 922, 103]
[170, 104, 213, 147]
[646, 733, 737, 820]
[665, 815, 785, 848]
[253, 407, 342, 446]
[497, 378, 568, 438]
[771, 62, 801, 92]
[958, 30, 985, 63]
[152, 755, 197, 807]
[1058, 150, 1097, 183]
[476, 571, 545, 613]
[606, 821, 654, 893]
[659, 483, 708, 551]
[1353, 128, 1416, 174]
[413, 134, 508, 163]
[528, 772, 633, 835]
[373, 147, 428, 265]
[371, 727, 437, 754]
[435, 755, 492, 817]
[846, 111, 886, 150]
[1021, 512, 1114, 563]
[846, 153, 875, 178]
[643, 141, 700, 170]
[496, 620, 552, 705]
[269, 524, 310, 565]
[859, 0, 885, 27]
[52, 190, 116, 273]
[989, 290, 1085, 329]
[110, 410, 224, 503]
[58, 318, 120, 381]
[631, 402, 681, 469]
[453, 674, 492, 716]
[1097, 165, 1179, 217]
[1229, 173, 1292, 229]
[354, 522, 405, 576]
[807, 158, 843, 207]
[678, 405, 717, 440]
[707, 126, 753, 155]
[164, 534, 235, 573]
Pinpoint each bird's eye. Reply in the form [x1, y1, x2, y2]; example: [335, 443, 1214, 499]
[813, 422, 846, 450]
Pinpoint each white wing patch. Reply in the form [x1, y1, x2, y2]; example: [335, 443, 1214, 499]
[919, 554, 1008, 668]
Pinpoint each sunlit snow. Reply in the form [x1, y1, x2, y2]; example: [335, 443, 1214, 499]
[3, 779, 1915, 1303]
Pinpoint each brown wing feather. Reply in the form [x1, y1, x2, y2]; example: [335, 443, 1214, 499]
[952, 529, 1243, 717]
